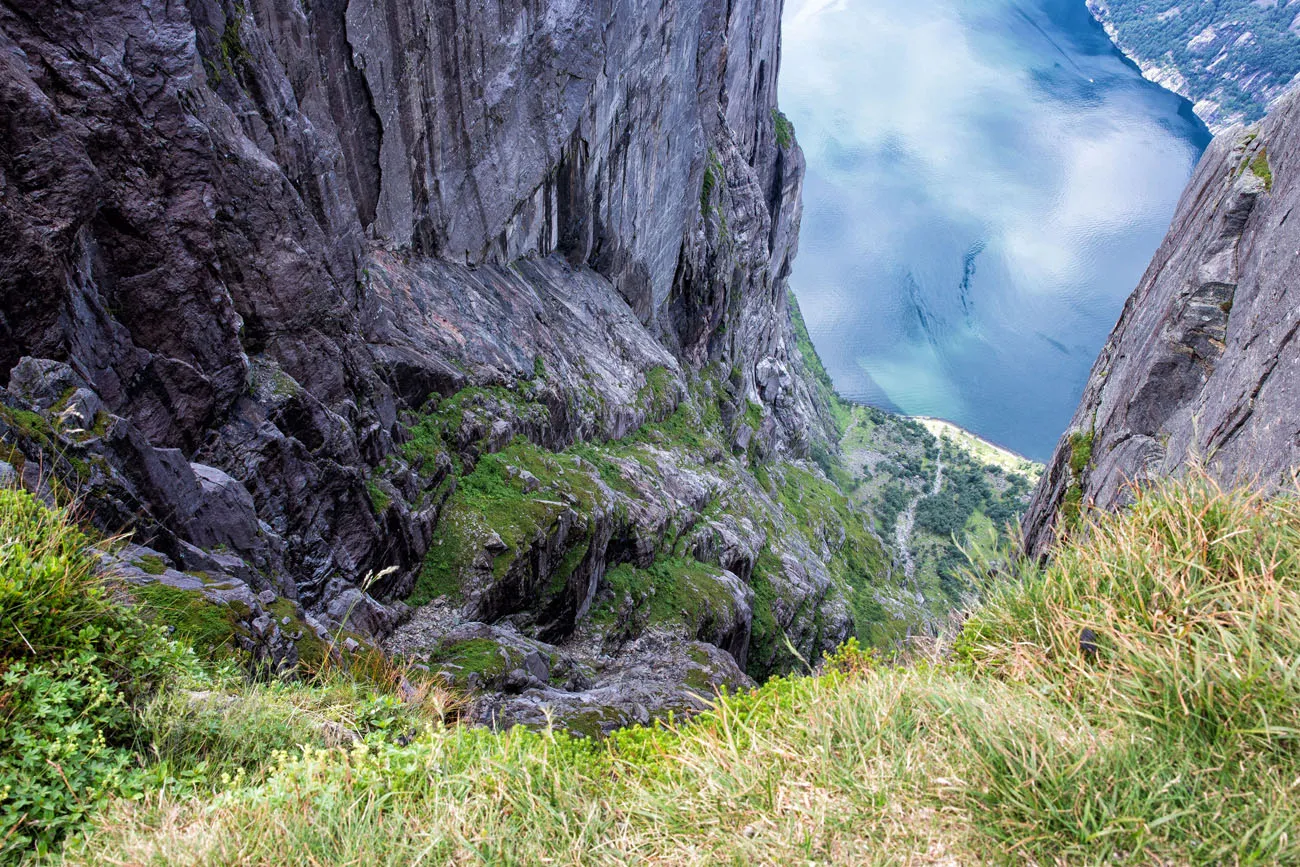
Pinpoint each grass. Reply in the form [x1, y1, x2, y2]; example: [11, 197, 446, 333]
[8, 465, 1299, 863]
[592, 558, 737, 635]
[772, 110, 795, 149]
[1068, 429, 1094, 476]
[1250, 148, 1274, 191]
[129, 583, 243, 659]
[424, 638, 520, 687]
[364, 477, 391, 514]
[58, 471, 1300, 864]
[0, 490, 195, 858]
[409, 437, 604, 607]
[133, 554, 168, 575]
[0, 488, 464, 862]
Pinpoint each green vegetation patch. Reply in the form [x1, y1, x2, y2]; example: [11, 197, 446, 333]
[365, 477, 391, 514]
[401, 385, 552, 481]
[1068, 428, 1094, 476]
[0, 404, 54, 443]
[1250, 148, 1274, 191]
[772, 109, 795, 149]
[0, 490, 196, 858]
[637, 366, 678, 419]
[427, 638, 520, 687]
[130, 583, 243, 658]
[593, 558, 735, 635]
[64, 475, 1300, 863]
[745, 548, 798, 681]
[1096, 0, 1300, 123]
[788, 292, 841, 430]
[410, 437, 605, 606]
[699, 150, 725, 218]
[134, 554, 168, 576]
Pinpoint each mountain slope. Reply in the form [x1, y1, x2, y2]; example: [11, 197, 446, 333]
[1089, 0, 1300, 130]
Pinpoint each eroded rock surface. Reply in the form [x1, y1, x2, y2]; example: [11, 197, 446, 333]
[0, 0, 898, 723]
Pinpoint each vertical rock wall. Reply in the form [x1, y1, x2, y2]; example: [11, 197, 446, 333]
[0, 0, 825, 636]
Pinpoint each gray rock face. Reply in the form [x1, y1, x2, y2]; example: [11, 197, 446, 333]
[1024, 89, 1300, 557]
[0, 0, 858, 704]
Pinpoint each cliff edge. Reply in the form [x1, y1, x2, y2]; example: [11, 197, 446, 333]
[1025, 89, 1300, 557]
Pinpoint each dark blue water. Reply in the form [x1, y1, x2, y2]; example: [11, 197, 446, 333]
[780, 0, 1211, 461]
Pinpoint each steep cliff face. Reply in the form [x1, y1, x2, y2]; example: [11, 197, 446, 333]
[1024, 89, 1300, 557]
[0, 0, 890, 725]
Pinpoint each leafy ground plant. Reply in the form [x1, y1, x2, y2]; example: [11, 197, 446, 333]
[0, 490, 194, 859]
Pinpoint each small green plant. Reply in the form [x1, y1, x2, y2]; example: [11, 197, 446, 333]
[1250, 148, 1274, 191]
[820, 636, 879, 675]
[700, 163, 717, 216]
[1067, 429, 1094, 476]
[0, 490, 196, 858]
[365, 477, 392, 514]
[771, 109, 795, 149]
[699, 150, 725, 218]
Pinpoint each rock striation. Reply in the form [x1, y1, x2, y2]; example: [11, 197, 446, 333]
[1024, 89, 1300, 557]
[0, 0, 897, 725]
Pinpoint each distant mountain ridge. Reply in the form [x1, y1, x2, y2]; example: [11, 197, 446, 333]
[1088, 0, 1300, 131]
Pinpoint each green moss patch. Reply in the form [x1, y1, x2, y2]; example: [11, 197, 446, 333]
[1068, 430, 1095, 477]
[593, 558, 735, 636]
[134, 554, 169, 576]
[130, 583, 242, 660]
[365, 477, 391, 514]
[637, 366, 678, 419]
[410, 438, 606, 606]
[427, 638, 521, 687]
[1249, 148, 1273, 191]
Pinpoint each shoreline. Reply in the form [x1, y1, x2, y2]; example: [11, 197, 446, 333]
[909, 415, 1043, 477]
[1083, 0, 1235, 134]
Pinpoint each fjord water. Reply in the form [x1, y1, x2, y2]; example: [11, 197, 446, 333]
[781, 0, 1211, 461]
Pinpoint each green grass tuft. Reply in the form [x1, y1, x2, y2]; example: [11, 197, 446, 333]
[1067, 429, 1094, 476]
[772, 109, 795, 149]
[1250, 148, 1274, 191]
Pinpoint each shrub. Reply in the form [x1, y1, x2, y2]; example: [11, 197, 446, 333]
[0, 490, 194, 859]
[771, 110, 795, 149]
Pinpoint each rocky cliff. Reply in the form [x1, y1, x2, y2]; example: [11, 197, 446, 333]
[1024, 88, 1300, 557]
[0, 0, 910, 728]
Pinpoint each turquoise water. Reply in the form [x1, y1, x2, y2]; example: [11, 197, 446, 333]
[781, 0, 1211, 461]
